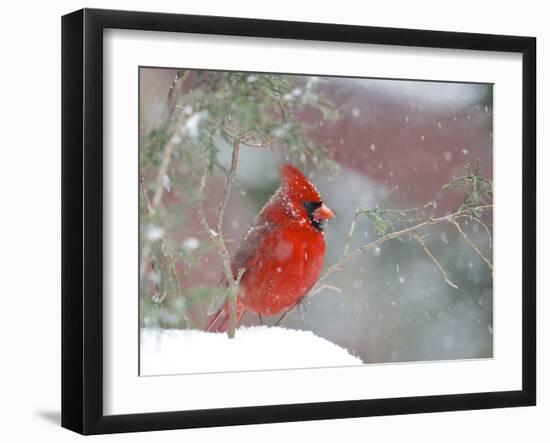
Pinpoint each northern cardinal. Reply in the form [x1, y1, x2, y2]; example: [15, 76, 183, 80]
[206, 164, 335, 333]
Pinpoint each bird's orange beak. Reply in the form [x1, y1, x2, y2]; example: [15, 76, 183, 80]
[312, 203, 335, 221]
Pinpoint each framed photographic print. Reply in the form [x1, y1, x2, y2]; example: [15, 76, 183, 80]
[61, 8, 536, 435]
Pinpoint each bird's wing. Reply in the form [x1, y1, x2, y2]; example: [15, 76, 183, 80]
[207, 222, 273, 316]
[229, 222, 274, 278]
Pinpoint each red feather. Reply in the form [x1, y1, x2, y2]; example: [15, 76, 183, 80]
[206, 164, 334, 333]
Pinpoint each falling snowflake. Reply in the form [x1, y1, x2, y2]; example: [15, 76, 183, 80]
[182, 237, 200, 252]
[145, 225, 164, 241]
[181, 110, 209, 139]
[162, 174, 171, 192]
[147, 272, 161, 284]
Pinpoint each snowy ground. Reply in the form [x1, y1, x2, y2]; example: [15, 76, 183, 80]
[140, 326, 363, 376]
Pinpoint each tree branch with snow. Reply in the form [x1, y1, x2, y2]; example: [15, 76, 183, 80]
[139, 70, 341, 332]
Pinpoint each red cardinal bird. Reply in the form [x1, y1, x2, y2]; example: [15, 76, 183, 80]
[206, 164, 335, 333]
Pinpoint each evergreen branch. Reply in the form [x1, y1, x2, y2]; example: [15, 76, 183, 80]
[317, 205, 493, 289]
[139, 176, 182, 300]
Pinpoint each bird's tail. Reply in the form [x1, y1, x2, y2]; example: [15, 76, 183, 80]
[205, 305, 245, 333]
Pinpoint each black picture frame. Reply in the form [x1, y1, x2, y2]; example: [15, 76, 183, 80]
[61, 8, 536, 435]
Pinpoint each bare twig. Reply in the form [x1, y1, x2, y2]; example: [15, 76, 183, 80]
[227, 268, 246, 337]
[151, 119, 182, 209]
[451, 220, 494, 272]
[310, 284, 343, 295]
[164, 70, 188, 123]
[150, 72, 190, 210]
[140, 175, 155, 214]
[414, 234, 458, 289]
[319, 219, 433, 287]
[139, 178, 154, 280]
[239, 139, 273, 148]
[198, 137, 243, 338]
[222, 125, 273, 149]
[217, 137, 241, 235]
[159, 238, 182, 299]
[343, 210, 360, 256]
[456, 214, 493, 250]
[275, 305, 294, 326]
[197, 170, 233, 283]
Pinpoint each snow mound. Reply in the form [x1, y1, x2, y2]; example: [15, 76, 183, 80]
[140, 326, 362, 375]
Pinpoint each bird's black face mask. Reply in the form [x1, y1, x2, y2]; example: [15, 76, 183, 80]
[303, 201, 324, 231]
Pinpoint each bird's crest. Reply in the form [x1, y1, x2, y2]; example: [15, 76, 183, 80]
[280, 164, 322, 203]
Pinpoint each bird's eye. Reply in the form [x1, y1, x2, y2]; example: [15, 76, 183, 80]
[302, 201, 322, 215]
[302, 201, 324, 231]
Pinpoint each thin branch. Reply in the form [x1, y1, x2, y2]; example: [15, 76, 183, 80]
[140, 176, 182, 299]
[239, 139, 273, 148]
[456, 214, 493, 250]
[151, 123, 180, 209]
[451, 220, 494, 272]
[139, 178, 154, 280]
[227, 268, 246, 337]
[197, 136, 242, 338]
[217, 137, 241, 235]
[310, 284, 343, 295]
[140, 175, 154, 214]
[277, 203, 493, 325]
[159, 238, 182, 299]
[414, 234, 458, 289]
[150, 72, 191, 210]
[197, 169, 233, 281]
[275, 305, 294, 326]
[343, 210, 360, 256]
[318, 219, 431, 287]
[164, 70, 189, 124]
[277, 99, 288, 123]
[222, 125, 272, 148]
[343, 199, 432, 260]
